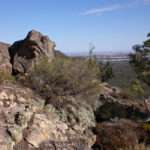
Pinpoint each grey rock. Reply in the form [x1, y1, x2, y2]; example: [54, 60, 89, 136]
[9, 30, 55, 74]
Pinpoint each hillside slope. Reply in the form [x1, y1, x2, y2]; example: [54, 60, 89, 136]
[108, 61, 137, 87]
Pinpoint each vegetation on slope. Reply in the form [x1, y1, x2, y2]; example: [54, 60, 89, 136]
[24, 56, 101, 102]
[129, 33, 150, 86]
[0, 70, 15, 84]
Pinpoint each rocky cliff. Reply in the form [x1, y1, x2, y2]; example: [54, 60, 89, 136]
[9, 30, 55, 74]
[0, 82, 149, 150]
[0, 30, 150, 150]
[0, 83, 95, 150]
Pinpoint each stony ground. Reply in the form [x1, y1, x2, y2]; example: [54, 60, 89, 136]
[0, 82, 149, 150]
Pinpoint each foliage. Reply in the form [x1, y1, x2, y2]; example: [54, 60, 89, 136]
[129, 33, 150, 86]
[147, 33, 150, 37]
[0, 71, 15, 83]
[101, 62, 114, 82]
[144, 39, 150, 47]
[95, 101, 148, 122]
[118, 79, 145, 99]
[26, 56, 101, 100]
[142, 123, 150, 132]
[141, 71, 150, 85]
[130, 80, 144, 96]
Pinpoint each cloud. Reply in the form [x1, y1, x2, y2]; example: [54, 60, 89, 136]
[81, 4, 122, 16]
[80, 0, 150, 16]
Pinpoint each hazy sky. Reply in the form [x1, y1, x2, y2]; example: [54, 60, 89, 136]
[0, 0, 150, 54]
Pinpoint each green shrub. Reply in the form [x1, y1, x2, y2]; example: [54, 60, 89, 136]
[120, 80, 144, 99]
[142, 123, 150, 131]
[130, 80, 144, 96]
[141, 71, 150, 85]
[130, 33, 150, 86]
[26, 57, 101, 100]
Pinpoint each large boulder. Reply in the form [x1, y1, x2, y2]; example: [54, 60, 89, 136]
[0, 83, 44, 150]
[0, 83, 96, 150]
[9, 30, 55, 74]
[0, 42, 12, 73]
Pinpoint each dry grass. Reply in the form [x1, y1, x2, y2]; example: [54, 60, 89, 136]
[26, 57, 101, 100]
[0, 71, 15, 83]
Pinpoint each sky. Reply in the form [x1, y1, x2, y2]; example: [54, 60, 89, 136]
[0, 0, 150, 55]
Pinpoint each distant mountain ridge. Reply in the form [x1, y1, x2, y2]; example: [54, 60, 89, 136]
[67, 51, 130, 57]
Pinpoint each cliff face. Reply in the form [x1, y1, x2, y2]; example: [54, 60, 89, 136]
[0, 82, 149, 150]
[0, 83, 95, 150]
[0, 30, 55, 75]
[0, 30, 150, 150]
[9, 30, 55, 74]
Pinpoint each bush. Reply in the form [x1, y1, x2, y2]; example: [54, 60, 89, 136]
[130, 33, 150, 86]
[130, 80, 144, 96]
[101, 62, 113, 82]
[119, 80, 144, 99]
[26, 57, 101, 100]
[0, 71, 15, 83]
[142, 123, 150, 132]
[141, 71, 150, 85]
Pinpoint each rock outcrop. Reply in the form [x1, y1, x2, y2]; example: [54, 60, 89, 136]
[0, 30, 150, 150]
[0, 83, 95, 150]
[0, 83, 44, 149]
[0, 42, 12, 73]
[9, 30, 55, 74]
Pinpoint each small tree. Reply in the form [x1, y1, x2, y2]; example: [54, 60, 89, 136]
[88, 43, 96, 66]
[130, 80, 144, 97]
[101, 62, 113, 82]
[89, 43, 95, 58]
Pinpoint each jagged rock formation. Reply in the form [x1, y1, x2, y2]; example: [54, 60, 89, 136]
[9, 30, 55, 74]
[0, 42, 12, 73]
[0, 84, 44, 149]
[0, 83, 95, 150]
